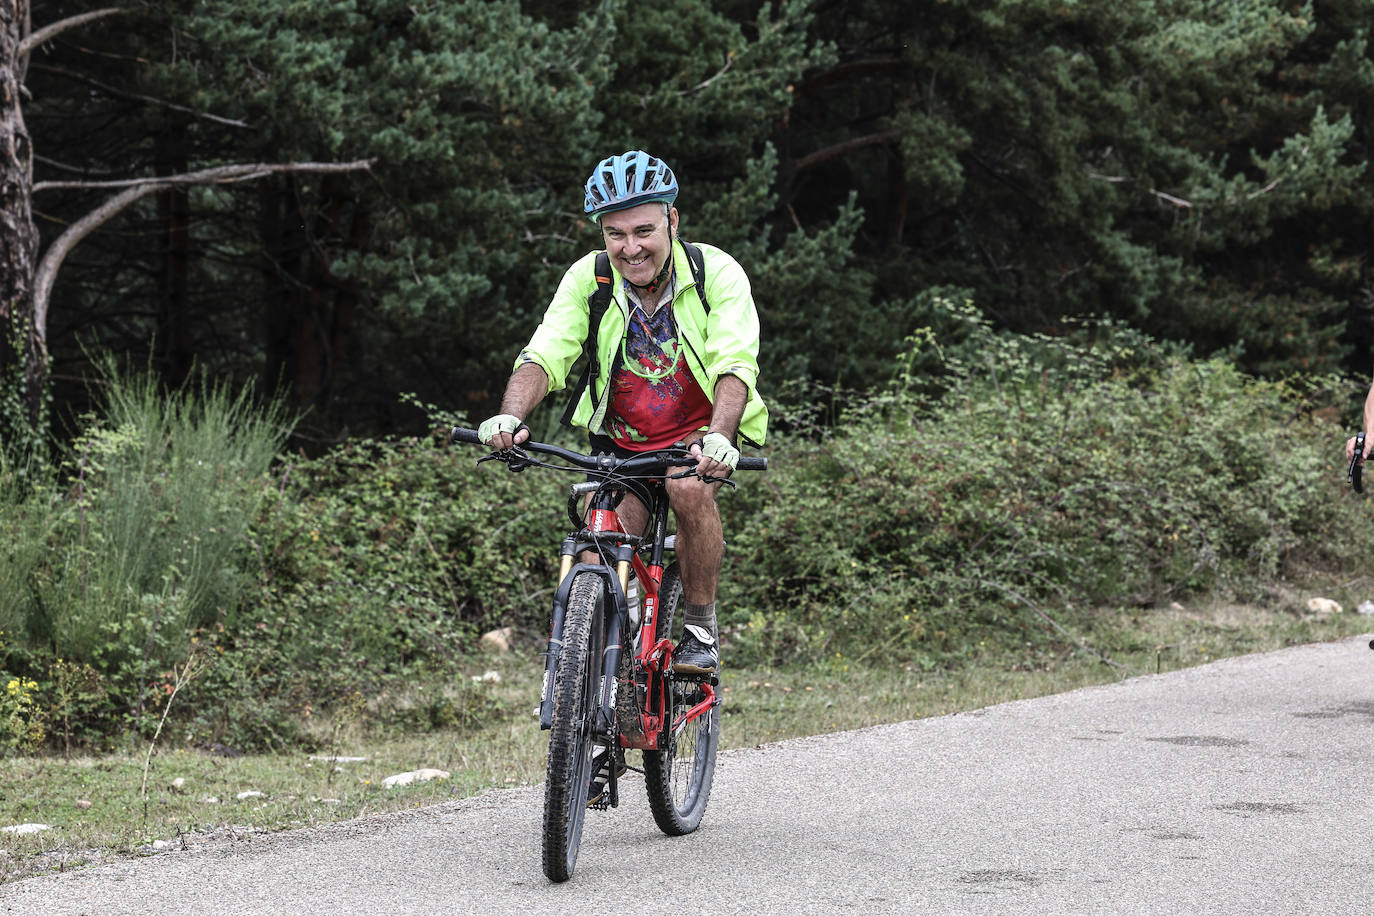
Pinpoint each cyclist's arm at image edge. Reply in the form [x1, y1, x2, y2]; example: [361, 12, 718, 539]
[1363, 371, 1374, 458]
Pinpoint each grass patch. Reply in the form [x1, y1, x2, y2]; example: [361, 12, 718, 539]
[2, 587, 1368, 882]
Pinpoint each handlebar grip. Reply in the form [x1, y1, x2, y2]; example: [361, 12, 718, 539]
[450, 426, 482, 445]
[738, 456, 768, 471]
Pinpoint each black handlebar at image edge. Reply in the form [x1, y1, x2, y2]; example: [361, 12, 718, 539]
[448, 426, 767, 471]
[1349, 431, 1365, 494]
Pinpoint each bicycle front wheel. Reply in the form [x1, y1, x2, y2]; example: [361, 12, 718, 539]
[541, 571, 605, 882]
[643, 563, 720, 835]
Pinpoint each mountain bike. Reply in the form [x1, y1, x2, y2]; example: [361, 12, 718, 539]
[449, 427, 767, 882]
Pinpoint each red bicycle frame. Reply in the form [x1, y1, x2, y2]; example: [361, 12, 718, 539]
[576, 503, 718, 753]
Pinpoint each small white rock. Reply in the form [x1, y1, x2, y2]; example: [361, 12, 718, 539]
[381, 768, 451, 788]
[235, 790, 266, 801]
[1169, 601, 1186, 611]
[471, 669, 502, 685]
[200, 796, 220, 805]
[170, 777, 186, 792]
[1306, 597, 1342, 615]
[480, 626, 513, 654]
[75, 799, 92, 810]
[2, 824, 52, 835]
[1357, 600, 1374, 616]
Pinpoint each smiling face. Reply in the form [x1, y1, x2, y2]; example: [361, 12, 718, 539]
[599, 202, 679, 288]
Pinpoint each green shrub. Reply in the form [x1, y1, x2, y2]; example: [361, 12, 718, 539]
[0, 366, 290, 745]
[6, 313, 1372, 751]
[720, 304, 1373, 667]
[177, 433, 564, 749]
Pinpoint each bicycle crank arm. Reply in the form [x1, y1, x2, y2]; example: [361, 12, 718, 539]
[670, 682, 718, 735]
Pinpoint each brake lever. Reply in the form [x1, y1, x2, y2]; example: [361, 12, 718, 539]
[477, 446, 534, 473]
[668, 467, 735, 488]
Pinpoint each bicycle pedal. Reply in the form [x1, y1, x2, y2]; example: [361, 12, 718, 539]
[672, 672, 719, 686]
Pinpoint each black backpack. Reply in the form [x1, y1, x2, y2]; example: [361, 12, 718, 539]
[559, 241, 710, 427]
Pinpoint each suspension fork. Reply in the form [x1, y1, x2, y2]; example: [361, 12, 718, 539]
[539, 558, 632, 733]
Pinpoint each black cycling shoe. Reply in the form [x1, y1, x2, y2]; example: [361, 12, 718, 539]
[586, 747, 626, 809]
[671, 625, 719, 677]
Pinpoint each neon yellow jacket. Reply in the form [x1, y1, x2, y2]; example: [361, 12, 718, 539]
[516, 239, 768, 447]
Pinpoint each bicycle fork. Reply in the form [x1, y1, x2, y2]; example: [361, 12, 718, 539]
[539, 556, 630, 738]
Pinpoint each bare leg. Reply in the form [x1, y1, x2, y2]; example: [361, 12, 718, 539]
[664, 473, 723, 606]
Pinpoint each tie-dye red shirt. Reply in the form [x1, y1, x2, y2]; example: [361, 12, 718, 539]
[604, 300, 711, 451]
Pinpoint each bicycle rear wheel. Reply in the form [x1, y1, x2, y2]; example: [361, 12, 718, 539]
[643, 563, 720, 835]
[541, 571, 605, 882]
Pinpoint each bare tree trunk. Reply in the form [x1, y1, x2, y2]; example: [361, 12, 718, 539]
[887, 148, 909, 247]
[292, 184, 333, 412]
[298, 175, 365, 413]
[6, 3, 371, 435]
[156, 125, 192, 388]
[260, 176, 304, 403]
[259, 179, 288, 396]
[1, 0, 44, 431]
[263, 174, 356, 415]
[330, 194, 368, 401]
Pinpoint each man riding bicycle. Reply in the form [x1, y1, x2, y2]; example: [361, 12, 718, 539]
[479, 149, 767, 678]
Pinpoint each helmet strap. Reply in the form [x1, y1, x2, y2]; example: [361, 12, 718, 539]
[629, 258, 673, 294]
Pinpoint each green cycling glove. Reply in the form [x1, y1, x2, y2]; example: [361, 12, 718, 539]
[696, 432, 739, 470]
[478, 414, 523, 446]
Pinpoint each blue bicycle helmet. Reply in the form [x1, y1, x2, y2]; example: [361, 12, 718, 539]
[583, 150, 679, 221]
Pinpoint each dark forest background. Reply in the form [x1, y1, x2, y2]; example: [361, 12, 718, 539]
[12, 0, 1373, 445]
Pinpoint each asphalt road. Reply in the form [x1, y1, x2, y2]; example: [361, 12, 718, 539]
[5, 636, 1374, 914]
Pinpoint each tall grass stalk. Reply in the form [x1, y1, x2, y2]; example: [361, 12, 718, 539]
[139, 648, 210, 821]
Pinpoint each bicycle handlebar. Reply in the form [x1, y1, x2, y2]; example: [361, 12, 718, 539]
[449, 426, 768, 473]
[450, 427, 483, 446]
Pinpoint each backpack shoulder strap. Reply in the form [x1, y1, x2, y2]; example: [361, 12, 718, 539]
[559, 252, 614, 428]
[682, 240, 709, 315]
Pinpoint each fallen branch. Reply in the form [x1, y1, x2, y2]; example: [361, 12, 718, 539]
[794, 129, 902, 173]
[32, 158, 375, 346]
[1150, 188, 1193, 209]
[20, 8, 123, 57]
[31, 62, 252, 129]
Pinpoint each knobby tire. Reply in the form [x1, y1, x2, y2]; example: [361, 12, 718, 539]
[643, 563, 720, 835]
[541, 571, 605, 882]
